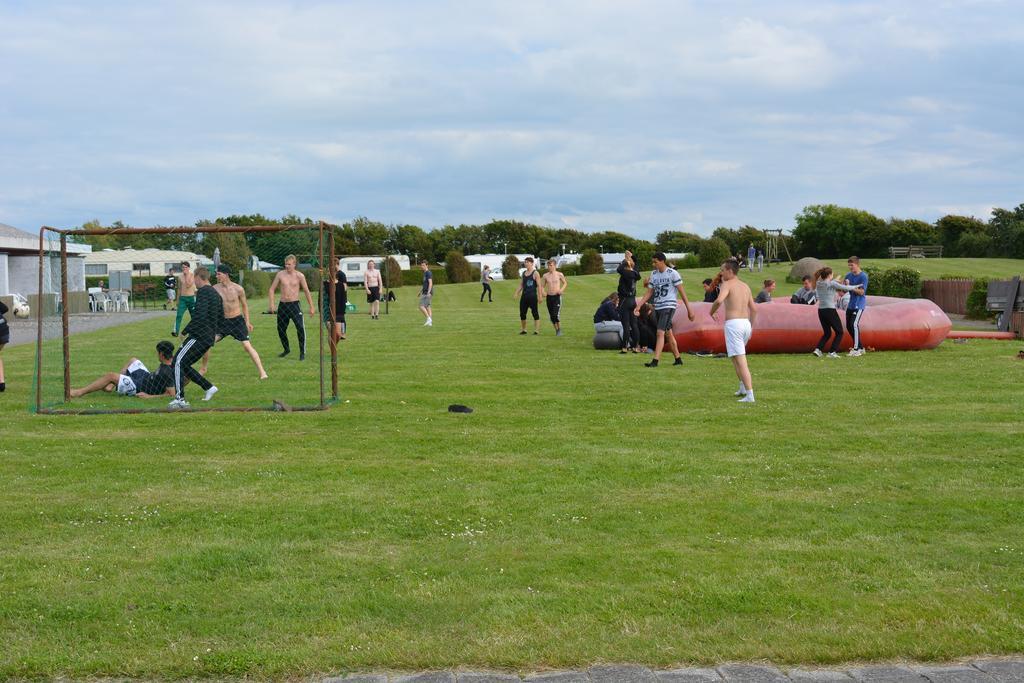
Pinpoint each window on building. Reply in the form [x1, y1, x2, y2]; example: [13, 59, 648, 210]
[85, 264, 107, 275]
[346, 263, 360, 271]
[132, 263, 151, 276]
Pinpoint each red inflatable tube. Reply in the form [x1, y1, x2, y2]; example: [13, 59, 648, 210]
[945, 330, 1016, 340]
[672, 296, 952, 354]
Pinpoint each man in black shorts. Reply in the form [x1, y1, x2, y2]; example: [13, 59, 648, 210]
[513, 257, 542, 335]
[70, 341, 177, 398]
[323, 257, 348, 342]
[201, 264, 267, 379]
[0, 300, 9, 392]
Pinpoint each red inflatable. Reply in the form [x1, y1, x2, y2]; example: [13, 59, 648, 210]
[672, 296, 952, 354]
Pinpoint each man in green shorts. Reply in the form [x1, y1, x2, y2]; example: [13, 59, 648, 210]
[172, 261, 197, 337]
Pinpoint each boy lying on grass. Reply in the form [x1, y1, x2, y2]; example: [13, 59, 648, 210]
[70, 341, 178, 399]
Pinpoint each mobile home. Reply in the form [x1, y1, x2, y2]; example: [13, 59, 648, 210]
[337, 255, 410, 285]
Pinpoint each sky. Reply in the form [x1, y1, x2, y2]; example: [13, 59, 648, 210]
[1, 1, 1022, 241]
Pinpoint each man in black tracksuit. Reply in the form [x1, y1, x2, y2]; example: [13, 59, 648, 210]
[170, 266, 223, 408]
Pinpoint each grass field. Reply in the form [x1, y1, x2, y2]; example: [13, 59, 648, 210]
[1, 259, 1023, 679]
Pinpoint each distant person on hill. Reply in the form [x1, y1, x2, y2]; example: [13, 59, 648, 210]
[790, 276, 817, 305]
[364, 259, 383, 320]
[709, 259, 758, 403]
[616, 251, 642, 352]
[0, 299, 8, 392]
[746, 243, 756, 272]
[593, 292, 623, 342]
[542, 258, 568, 336]
[636, 302, 657, 352]
[418, 260, 433, 327]
[514, 257, 542, 335]
[633, 251, 693, 368]
[70, 341, 176, 399]
[843, 256, 869, 357]
[480, 265, 493, 303]
[755, 279, 776, 303]
[756, 250, 765, 272]
[813, 266, 861, 358]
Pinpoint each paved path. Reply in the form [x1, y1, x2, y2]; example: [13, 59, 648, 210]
[323, 661, 1024, 683]
[3, 310, 173, 348]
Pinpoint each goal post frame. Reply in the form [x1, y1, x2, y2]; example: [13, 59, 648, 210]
[34, 222, 338, 415]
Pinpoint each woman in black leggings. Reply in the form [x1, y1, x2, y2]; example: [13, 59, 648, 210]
[813, 267, 860, 358]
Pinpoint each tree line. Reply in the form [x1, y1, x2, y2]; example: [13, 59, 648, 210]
[72, 202, 1024, 272]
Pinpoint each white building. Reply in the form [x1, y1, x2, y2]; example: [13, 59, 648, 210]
[337, 254, 410, 285]
[0, 223, 91, 309]
[83, 247, 213, 277]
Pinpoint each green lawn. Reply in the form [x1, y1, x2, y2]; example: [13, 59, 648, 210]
[1, 259, 1023, 679]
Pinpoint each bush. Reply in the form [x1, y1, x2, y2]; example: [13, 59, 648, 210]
[445, 250, 473, 283]
[957, 231, 993, 257]
[299, 267, 322, 293]
[501, 255, 520, 280]
[862, 265, 922, 299]
[580, 249, 604, 275]
[698, 237, 731, 267]
[966, 278, 991, 319]
[673, 254, 700, 270]
[560, 263, 581, 277]
[402, 267, 449, 287]
[243, 270, 272, 296]
[384, 256, 403, 289]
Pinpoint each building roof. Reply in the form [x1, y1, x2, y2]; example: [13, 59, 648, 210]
[0, 223, 92, 255]
[83, 247, 211, 265]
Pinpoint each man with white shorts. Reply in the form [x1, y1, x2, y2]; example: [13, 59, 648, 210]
[709, 259, 758, 402]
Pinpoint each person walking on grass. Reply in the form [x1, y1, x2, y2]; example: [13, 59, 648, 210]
[514, 256, 542, 335]
[843, 255, 869, 356]
[163, 271, 176, 310]
[480, 265, 493, 302]
[172, 261, 196, 337]
[813, 266, 861, 358]
[200, 265, 268, 379]
[0, 299, 8, 392]
[71, 341, 176, 399]
[746, 243, 756, 272]
[364, 259, 383, 320]
[709, 260, 758, 403]
[617, 251, 642, 352]
[170, 267, 223, 409]
[756, 250, 764, 272]
[268, 254, 315, 360]
[542, 257, 568, 336]
[418, 260, 433, 327]
[633, 251, 694, 368]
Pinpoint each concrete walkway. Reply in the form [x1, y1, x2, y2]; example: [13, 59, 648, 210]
[324, 661, 1024, 683]
[3, 310, 173, 348]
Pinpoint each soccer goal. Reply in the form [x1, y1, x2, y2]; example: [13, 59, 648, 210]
[32, 223, 343, 414]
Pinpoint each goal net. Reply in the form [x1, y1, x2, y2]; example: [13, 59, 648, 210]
[32, 224, 340, 414]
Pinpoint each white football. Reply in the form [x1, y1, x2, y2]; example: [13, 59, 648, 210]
[13, 304, 30, 318]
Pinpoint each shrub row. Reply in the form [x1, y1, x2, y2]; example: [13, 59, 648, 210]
[861, 265, 922, 299]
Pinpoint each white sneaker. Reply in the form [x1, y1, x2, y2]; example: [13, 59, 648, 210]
[812, 348, 823, 357]
[848, 348, 863, 357]
[168, 397, 190, 410]
[827, 352, 839, 358]
[424, 319, 432, 327]
[202, 385, 218, 401]
[738, 393, 756, 403]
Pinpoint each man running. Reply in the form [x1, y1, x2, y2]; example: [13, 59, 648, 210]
[71, 341, 176, 399]
[513, 257, 543, 335]
[172, 261, 196, 337]
[170, 267, 223, 409]
[418, 260, 433, 326]
[200, 264, 267, 379]
[364, 259, 383, 320]
[268, 254, 315, 360]
[844, 256, 869, 357]
[709, 260, 758, 403]
[542, 257, 568, 336]
[163, 271, 176, 310]
[633, 252, 693, 367]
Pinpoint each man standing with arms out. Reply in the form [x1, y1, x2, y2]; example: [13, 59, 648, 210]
[163, 270, 176, 310]
[617, 251, 642, 352]
[542, 257, 568, 336]
[172, 261, 196, 337]
[513, 256, 542, 335]
[480, 265, 493, 302]
[709, 260, 758, 403]
[170, 267, 223, 409]
[364, 259, 382, 320]
[418, 260, 433, 327]
[268, 254, 315, 360]
[844, 255, 869, 356]
[747, 243, 756, 272]
[633, 252, 693, 368]
[201, 265, 267, 379]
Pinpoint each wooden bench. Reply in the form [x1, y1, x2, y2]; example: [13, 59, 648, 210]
[888, 246, 911, 258]
[889, 245, 943, 258]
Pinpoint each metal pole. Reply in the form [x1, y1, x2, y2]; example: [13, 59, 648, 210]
[60, 235, 71, 403]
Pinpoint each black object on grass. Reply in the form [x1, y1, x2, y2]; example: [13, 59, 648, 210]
[448, 404, 473, 414]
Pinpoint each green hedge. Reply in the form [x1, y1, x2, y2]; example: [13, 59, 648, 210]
[861, 265, 922, 299]
[401, 268, 449, 287]
[966, 278, 991, 319]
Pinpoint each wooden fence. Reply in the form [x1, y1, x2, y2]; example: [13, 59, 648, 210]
[922, 279, 973, 315]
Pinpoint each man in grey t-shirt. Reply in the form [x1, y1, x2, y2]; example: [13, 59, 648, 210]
[633, 252, 694, 367]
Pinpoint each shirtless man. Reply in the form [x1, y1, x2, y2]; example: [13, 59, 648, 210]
[172, 261, 197, 337]
[541, 258, 568, 336]
[709, 259, 758, 403]
[200, 264, 268, 379]
[364, 259, 383, 320]
[268, 254, 315, 360]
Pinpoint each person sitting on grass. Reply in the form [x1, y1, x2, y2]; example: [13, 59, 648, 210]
[70, 341, 177, 399]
